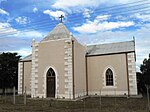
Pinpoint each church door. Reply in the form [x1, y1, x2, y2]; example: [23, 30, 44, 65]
[47, 68, 55, 97]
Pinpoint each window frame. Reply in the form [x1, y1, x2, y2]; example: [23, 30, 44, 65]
[106, 68, 114, 86]
[103, 66, 116, 88]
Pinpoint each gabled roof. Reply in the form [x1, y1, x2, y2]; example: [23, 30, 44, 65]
[20, 54, 32, 62]
[42, 23, 71, 41]
[87, 41, 135, 56]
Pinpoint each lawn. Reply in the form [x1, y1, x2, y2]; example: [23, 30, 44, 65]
[0, 95, 148, 112]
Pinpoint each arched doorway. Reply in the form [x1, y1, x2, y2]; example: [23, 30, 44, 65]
[47, 68, 55, 97]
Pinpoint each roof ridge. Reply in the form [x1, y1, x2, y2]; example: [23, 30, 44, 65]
[87, 40, 134, 47]
[42, 23, 71, 41]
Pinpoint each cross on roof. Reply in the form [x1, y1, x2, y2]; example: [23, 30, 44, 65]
[59, 15, 64, 23]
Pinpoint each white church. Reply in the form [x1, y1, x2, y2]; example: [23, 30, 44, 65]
[18, 21, 137, 99]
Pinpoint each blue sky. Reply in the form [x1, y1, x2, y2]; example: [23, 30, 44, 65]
[0, 0, 150, 71]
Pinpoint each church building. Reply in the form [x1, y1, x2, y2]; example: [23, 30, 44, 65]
[18, 22, 137, 99]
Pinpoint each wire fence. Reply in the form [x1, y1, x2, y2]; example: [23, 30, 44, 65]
[0, 90, 148, 112]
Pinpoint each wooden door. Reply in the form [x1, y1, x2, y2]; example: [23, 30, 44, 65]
[47, 68, 55, 97]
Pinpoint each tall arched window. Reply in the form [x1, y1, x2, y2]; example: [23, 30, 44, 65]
[106, 68, 114, 86]
[47, 68, 55, 77]
[47, 68, 55, 97]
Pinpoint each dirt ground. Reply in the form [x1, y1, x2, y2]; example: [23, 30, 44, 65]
[0, 95, 148, 112]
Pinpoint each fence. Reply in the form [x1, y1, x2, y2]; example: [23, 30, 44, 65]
[0, 88, 17, 94]
[0, 90, 148, 112]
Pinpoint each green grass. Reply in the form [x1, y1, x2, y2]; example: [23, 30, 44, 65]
[0, 95, 148, 112]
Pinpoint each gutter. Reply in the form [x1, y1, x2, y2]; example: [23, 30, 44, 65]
[85, 53, 88, 95]
[22, 61, 24, 94]
[72, 40, 75, 99]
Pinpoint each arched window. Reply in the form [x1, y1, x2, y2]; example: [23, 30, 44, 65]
[47, 68, 55, 77]
[106, 68, 114, 86]
[47, 67, 55, 97]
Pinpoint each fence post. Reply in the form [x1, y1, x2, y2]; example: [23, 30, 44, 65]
[69, 90, 71, 99]
[146, 85, 150, 112]
[114, 88, 117, 112]
[99, 89, 101, 112]
[24, 86, 26, 105]
[83, 89, 85, 112]
[4, 88, 6, 103]
[13, 86, 15, 104]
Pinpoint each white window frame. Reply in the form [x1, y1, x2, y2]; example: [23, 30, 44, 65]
[103, 65, 116, 89]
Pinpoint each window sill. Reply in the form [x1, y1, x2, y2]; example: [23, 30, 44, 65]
[103, 86, 117, 89]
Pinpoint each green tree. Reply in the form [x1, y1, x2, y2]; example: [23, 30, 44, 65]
[140, 54, 150, 86]
[0, 52, 21, 94]
[136, 72, 146, 93]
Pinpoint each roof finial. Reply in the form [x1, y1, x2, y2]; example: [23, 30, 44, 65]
[133, 36, 135, 41]
[133, 36, 135, 46]
[59, 15, 64, 23]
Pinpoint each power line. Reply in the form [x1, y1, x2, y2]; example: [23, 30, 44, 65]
[1, 6, 150, 34]
[67, 8, 150, 24]
[68, 2, 150, 21]
[0, 1, 149, 37]
[0, 2, 149, 35]
[0, 5, 149, 34]
[92, 0, 149, 12]
[0, 0, 149, 31]
[0, 9, 149, 38]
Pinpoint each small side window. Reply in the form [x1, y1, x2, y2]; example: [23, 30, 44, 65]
[106, 68, 114, 86]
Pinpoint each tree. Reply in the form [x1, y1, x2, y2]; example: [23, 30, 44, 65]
[138, 54, 150, 94]
[136, 72, 146, 93]
[0, 52, 21, 94]
[140, 54, 150, 86]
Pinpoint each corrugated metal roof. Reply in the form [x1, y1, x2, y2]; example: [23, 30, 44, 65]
[42, 23, 70, 41]
[20, 54, 32, 61]
[87, 41, 135, 56]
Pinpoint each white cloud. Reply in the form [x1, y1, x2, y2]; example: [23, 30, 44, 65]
[2, 47, 32, 57]
[75, 30, 133, 45]
[0, 22, 43, 39]
[73, 15, 134, 33]
[52, 0, 99, 10]
[33, 7, 38, 13]
[43, 10, 66, 20]
[16, 30, 44, 39]
[15, 16, 30, 25]
[13, 48, 31, 57]
[0, 37, 31, 53]
[0, 22, 10, 28]
[95, 15, 111, 22]
[115, 15, 129, 21]
[52, 0, 138, 11]
[0, 22, 17, 35]
[83, 8, 93, 18]
[0, 8, 9, 15]
[0, 29, 45, 57]
[134, 13, 150, 22]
